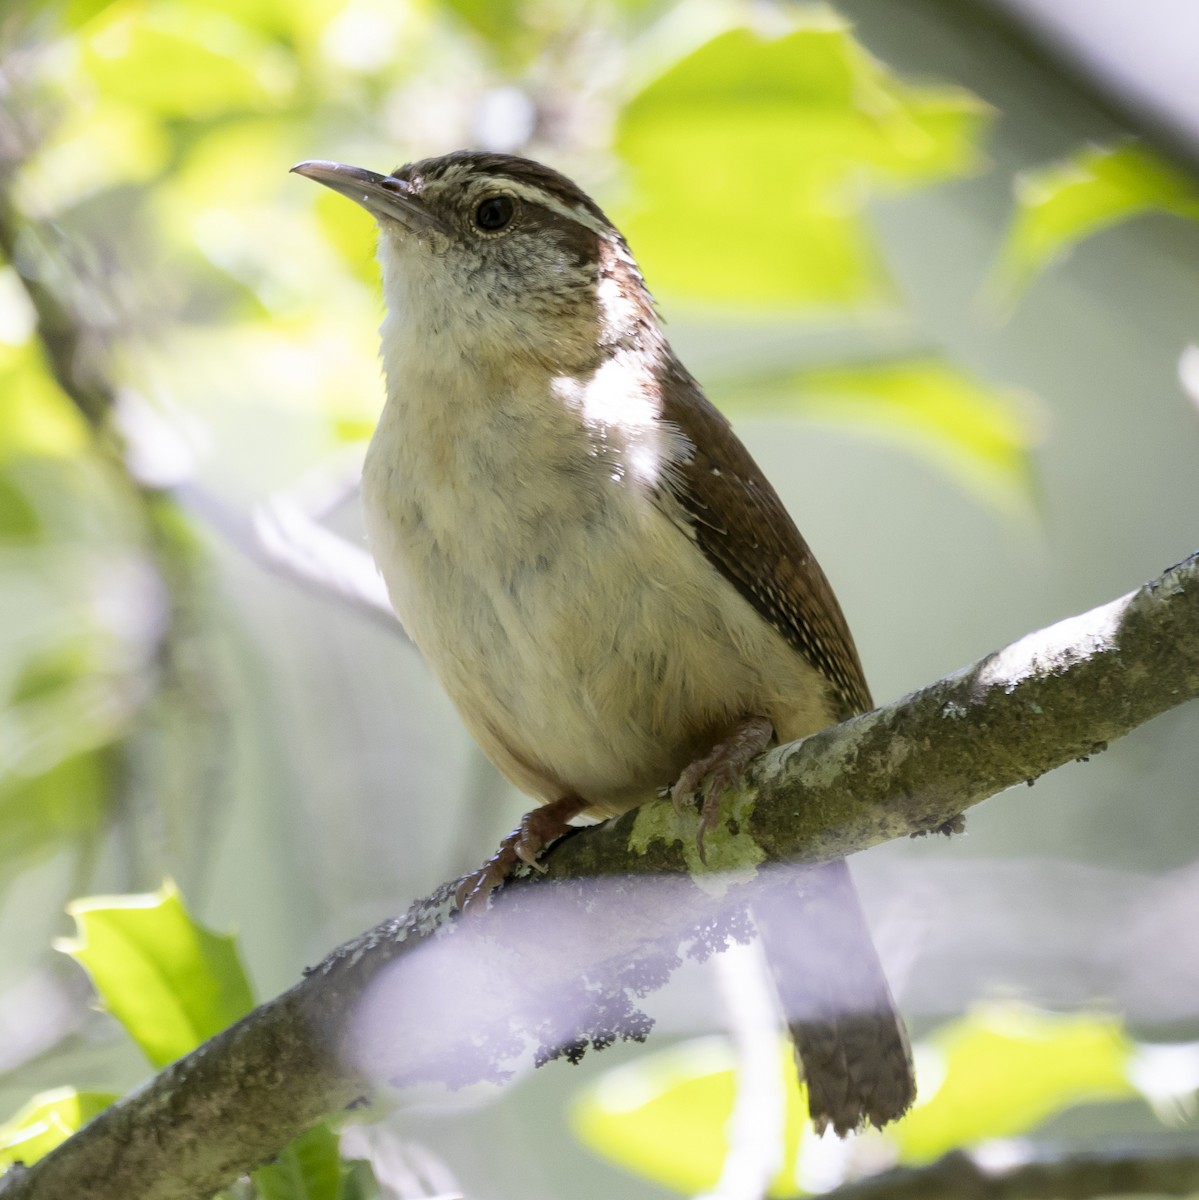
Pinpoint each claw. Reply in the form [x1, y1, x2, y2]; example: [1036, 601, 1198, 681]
[671, 716, 774, 861]
[455, 794, 588, 915]
[516, 841, 550, 872]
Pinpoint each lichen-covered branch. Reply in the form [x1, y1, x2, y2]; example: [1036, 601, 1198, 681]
[2, 550, 1196, 1200]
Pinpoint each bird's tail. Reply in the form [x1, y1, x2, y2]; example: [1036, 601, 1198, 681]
[752, 858, 915, 1136]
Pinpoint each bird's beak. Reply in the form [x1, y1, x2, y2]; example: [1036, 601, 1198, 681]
[290, 160, 448, 233]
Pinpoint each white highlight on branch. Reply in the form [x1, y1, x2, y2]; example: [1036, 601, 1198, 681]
[977, 589, 1136, 691]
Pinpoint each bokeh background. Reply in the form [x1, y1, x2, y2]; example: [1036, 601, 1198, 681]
[1, 0, 1198, 1196]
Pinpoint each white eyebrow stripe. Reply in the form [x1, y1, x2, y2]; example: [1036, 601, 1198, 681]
[501, 180, 609, 235]
[426, 161, 615, 238]
[490, 178, 612, 238]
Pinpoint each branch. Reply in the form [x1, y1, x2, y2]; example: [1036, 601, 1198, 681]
[172, 480, 400, 633]
[944, 0, 1199, 180]
[0, 552, 1195, 1199]
[822, 1143, 1199, 1200]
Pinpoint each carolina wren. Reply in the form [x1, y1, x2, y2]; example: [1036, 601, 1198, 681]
[293, 151, 915, 1133]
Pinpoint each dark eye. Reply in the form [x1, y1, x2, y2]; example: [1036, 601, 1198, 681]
[474, 195, 515, 232]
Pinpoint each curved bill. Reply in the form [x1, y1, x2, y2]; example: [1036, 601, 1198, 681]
[290, 160, 448, 233]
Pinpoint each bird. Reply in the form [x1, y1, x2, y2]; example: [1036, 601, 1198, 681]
[292, 150, 915, 1134]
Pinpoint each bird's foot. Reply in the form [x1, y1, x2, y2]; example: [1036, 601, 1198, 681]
[455, 793, 588, 913]
[670, 715, 773, 861]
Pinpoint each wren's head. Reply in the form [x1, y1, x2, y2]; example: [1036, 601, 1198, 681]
[292, 151, 656, 376]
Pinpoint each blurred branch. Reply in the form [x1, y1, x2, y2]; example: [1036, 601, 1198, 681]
[822, 1143, 1199, 1200]
[0, 137, 115, 430]
[0, 94, 235, 893]
[173, 481, 400, 632]
[927, 0, 1199, 180]
[708, 941, 787, 1200]
[2, 549, 1197, 1200]
[0, 199, 113, 427]
[178, 444, 400, 631]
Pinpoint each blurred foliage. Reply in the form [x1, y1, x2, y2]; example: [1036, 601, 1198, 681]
[573, 1037, 750, 1196]
[895, 1006, 1136, 1162]
[572, 1006, 1160, 1196]
[0, 753, 111, 902]
[2, 883, 365, 1197]
[718, 357, 1043, 512]
[616, 14, 989, 308]
[997, 141, 1199, 300]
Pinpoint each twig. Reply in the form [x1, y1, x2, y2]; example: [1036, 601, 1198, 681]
[822, 1142, 1199, 1200]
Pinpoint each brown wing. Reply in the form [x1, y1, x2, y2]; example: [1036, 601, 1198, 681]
[655, 354, 872, 719]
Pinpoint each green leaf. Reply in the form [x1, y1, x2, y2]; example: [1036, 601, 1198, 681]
[997, 142, 1199, 299]
[724, 357, 1042, 513]
[896, 1006, 1137, 1163]
[340, 1158, 382, 1200]
[616, 14, 988, 308]
[571, 1038, 737, 1195]
[59, 881, 255, 1067]
[0, 1089, 118, 1169]
[0, 623, 140, 787]
[82, 2, 294, 120]
[254, 1124, 346, 1200]
[571, 1037, 809, 1197]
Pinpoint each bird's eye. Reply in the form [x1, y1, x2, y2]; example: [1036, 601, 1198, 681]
[474, 195, 516, 232]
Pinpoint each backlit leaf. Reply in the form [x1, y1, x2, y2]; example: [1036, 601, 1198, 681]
[616, 14, 988, 308]
[896, 1006, 1137, 1163]
[573, 1007, 1142, 1193]
[997, 142, 1199, 299]
[82, 3, 293, 120]
[571, 1037, 808, 1197]
[723, 357, 1042, 512]
[59, 881, 254, 1067]
[0, 1089, 118, 1169]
